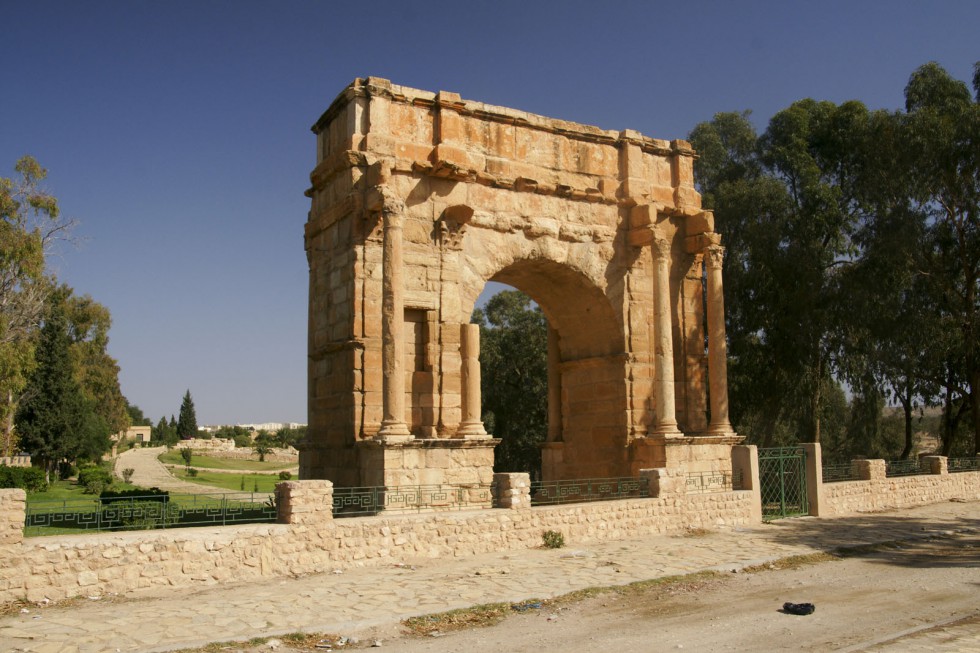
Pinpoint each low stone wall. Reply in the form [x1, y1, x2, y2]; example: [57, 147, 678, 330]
[0, 482, 756, 605]
[176, 440, 298, 462]
[821, 466, 980, 516]
[0, 455, 31, 468]
[177, 438, 236, 452]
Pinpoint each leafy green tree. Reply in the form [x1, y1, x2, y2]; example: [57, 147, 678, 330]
[273, 426, 305, 448]
[901, 62, 980, 455]
[840, 113, 942, 459]
[126, 402, 152, 427]
[0, 157, 71, 456]
[152, 415, 178, 446]
[50, 287, 130, 438]
[252, 430, 274, 462]
[15, 308, 88, 479]
[473, 290, 548, 476]
[177, 391, 197, 439]
[691, 101, 870, 445]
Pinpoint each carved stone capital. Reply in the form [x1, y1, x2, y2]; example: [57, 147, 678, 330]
[705, 244, 725, 270]
[438, 218, 467, 250]
[652, 233, 671, 260]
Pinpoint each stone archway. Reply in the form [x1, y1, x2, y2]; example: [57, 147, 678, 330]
[301, 77, 741, 490]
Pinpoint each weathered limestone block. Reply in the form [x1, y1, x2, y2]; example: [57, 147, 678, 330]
[0, 488, 25, 545]
[852, 459, 886, 482]
[921, 455, 947, 475]
[276, 480, 334, 525]
[640, 468, 682, 498]
[493, 472, 531, 510]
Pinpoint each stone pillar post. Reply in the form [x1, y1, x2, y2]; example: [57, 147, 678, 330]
[493, 472, 531, 509]
[921, 455, 948, 475]
[275, 480, 335, 525]
[705, 245, 733, 434]
[651, 235, 681, 435]
[458, 323, 489, 438]
[377, 202, 412, 441]
[0, 488, 26, 545]
[547, 324, 563, 442]
[731, 445, 762, 524]
[639, 467, 683, 498]
[801, 442, 824, 517]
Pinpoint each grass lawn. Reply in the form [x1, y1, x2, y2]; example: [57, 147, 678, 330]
[28, 479, 141, 501]
[158, 450, 294, 471]
[171, 468, 284, 493]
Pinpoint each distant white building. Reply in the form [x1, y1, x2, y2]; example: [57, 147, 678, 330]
[236, 422, 305, 432]
[197, 422, 307, 433]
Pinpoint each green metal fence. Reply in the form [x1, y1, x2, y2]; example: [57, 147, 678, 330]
[529, 477, 648, 506]
[821, 463, 858, 483]
[759, 447, 809, 520]
[25, 492, 276, 537]
[332, 483, 494, 518]
[949, 457, 980, 473]
[884, 459, 925, 477]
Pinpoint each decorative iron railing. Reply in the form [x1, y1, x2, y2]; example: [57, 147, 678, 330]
[529, 477, 648, 506]
[685, 470, 743, 494]
[332, 483, 494, 518]
[821, 464, 859, 483]
[948, 457, 980, 473]
[885, 459, 924, 477]
[24, 492, 276, 537]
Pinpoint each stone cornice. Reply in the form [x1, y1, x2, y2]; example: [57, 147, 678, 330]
[313, 77, 696, 159]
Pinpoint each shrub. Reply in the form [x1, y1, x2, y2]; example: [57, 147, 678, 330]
[0, 465, 48, 493]
[78, 465, 113, 494]
[542, 530, 565, 549]
[121, 468, 135, 483]
[186, 468, 198, 477]
[179, 448, 193, 466]
[58, 462, 77, 480]
[278, 471, 292, 480]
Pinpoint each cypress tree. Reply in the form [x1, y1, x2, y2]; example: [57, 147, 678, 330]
[15, 309, 88, 480]
[176, 390, 198, 439]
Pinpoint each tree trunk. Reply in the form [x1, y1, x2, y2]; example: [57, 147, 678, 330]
[899, 392, 914, 460]
[971, 367, 980, 456]
[809, 359, 823, 444]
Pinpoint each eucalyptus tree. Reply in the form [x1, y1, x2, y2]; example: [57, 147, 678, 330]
[0, 157, 73, 455]
[900, 62, 980, 454]
[690, 100, 870, 445]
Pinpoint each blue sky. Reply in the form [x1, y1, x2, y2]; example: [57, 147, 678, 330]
[2, 1, 977, 425]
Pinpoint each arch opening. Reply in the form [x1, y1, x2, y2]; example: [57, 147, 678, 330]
[470, 259, 630, 480]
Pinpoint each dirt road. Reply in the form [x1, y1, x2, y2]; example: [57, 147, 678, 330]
[227, 532, 980, 653]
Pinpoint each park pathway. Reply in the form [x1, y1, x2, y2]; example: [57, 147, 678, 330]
[112, 446, 228, 495]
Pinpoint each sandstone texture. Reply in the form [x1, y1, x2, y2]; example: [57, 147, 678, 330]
[302, 78, 739, 488]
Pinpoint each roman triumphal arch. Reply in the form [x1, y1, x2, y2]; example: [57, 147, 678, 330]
[301, 78, 741, 490]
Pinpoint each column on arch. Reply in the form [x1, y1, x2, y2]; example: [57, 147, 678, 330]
[650, 231, 682, 436]
[704, 244, 733, 434]
[458, 323, 489, 438]
[377, 201, 412, 441]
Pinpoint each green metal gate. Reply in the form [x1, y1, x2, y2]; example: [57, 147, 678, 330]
[759, 447, 809, 520]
